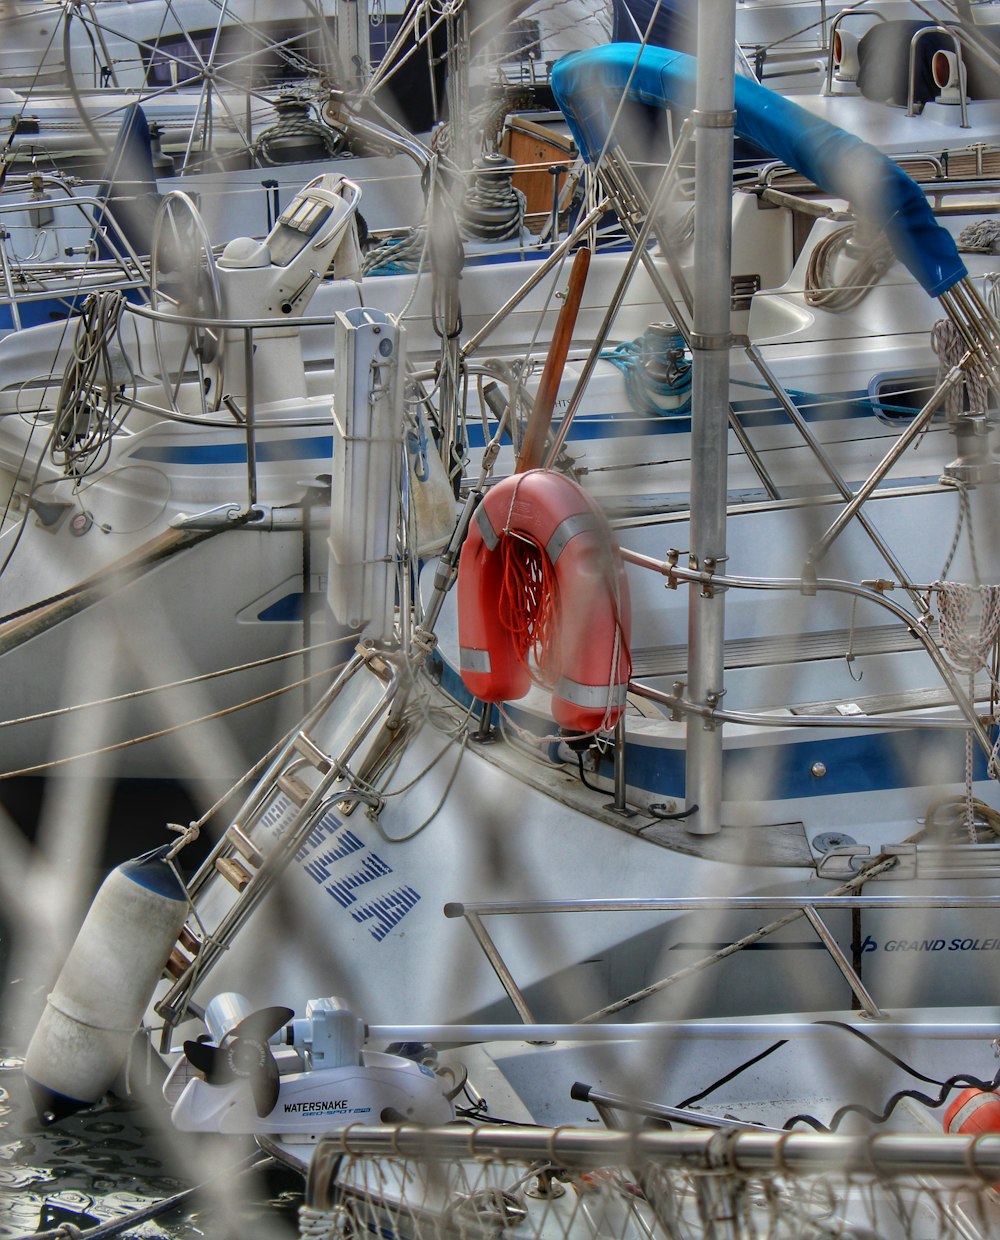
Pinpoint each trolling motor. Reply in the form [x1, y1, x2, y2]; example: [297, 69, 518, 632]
[165, 993, 455, 1148]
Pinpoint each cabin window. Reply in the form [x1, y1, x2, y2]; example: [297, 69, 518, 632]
[368, 17, 403, 66]
[868, 370, 953, 424]
[142, 19, 342, 90]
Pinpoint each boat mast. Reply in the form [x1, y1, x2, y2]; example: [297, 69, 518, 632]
[336, 0, 372, 90]
[684, 0, 736, 836]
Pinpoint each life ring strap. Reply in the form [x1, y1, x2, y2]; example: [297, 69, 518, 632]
[555, 676, 629, 709]
[546, 512, 602, 563]
[474, 504, 500, 551]
[475, 502, 603, 564]
[460, 647, 492, 674]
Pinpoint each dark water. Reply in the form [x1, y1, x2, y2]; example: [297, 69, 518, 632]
[0, 1053, 304, 1238]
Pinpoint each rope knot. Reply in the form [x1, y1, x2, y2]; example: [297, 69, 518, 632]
[165, 821, 201, 860]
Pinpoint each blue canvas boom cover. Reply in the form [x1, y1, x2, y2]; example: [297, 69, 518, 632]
[550, 44, 967, 297]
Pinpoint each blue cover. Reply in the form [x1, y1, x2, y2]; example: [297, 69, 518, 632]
[94, 103, 162, 259]
[119, 846, 187, 900]
[551, 44, 967, 297]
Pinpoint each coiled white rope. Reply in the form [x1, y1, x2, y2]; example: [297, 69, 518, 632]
[52, 289, 133, 474]
[931, 317, 990, 417]
[299, 1202, 352, 1239]
[803, 223, 894, 312]
[936, 581, 1000, 674]
[957, 218, 1000, 254]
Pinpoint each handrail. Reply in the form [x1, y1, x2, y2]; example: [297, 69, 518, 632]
[305, 1123, 1000, 1240]
[0, 231, 21, 331]
[0, 270, 148, 310]
[307, 1123, 1000, 1179]
[617, 551, 993, 758]
[0, 191, 150, 290]
[756, 151, 949, 188]
[445, 893, 1000, 1024]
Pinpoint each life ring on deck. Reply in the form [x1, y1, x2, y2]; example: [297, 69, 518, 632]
[456, 469, 632, 733]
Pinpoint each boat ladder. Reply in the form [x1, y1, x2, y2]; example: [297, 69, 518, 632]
[155, 646, 403, 1031]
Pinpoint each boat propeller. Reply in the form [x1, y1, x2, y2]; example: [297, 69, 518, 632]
[167, 994, 457, 1143]
[182, 1005, 292, 1118]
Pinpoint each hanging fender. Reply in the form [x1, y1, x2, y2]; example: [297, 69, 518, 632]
[23, 848, 188, 1123]
[456, 470, 632, 732]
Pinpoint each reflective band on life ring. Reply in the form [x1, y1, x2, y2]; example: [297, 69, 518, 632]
[456, 469, 632, 732]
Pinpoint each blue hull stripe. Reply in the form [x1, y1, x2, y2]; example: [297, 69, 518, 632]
[435, 658, 989, 802]
[126, 392, 885, 465]
[130, 435, 334, 464]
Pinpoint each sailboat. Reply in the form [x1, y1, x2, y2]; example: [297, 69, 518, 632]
[15, 10, 1000, 1240]
[20, 10, 1000, 1035]
[132, 36, 1000, 1023]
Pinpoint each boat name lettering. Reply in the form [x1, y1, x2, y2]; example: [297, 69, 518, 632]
[295, 810, 350, 863]
[296, 819, 422, 942]
[259, 795, 299, 844]
[326, 852, 394, 908]
[300, 830, 361, 880]
[859, 935, 1000, 953]
[351, 885, 421, 943]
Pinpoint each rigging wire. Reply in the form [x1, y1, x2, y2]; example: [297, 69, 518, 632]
[0, 661, 341, 780]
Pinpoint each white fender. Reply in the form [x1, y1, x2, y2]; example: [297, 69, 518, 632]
[24, 848, 188, 1122]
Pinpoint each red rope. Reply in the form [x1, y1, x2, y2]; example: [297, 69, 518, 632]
[497, 532, 561, 685]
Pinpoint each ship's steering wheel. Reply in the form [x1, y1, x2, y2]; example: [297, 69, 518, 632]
[149, 191, 225, 416]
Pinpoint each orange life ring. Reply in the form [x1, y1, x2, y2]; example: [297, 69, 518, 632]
[944, 1087, 1000, 1135]
[456, 470, 631, 732]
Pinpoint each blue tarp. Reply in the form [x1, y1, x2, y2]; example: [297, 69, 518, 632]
[551, 44, 967, 297]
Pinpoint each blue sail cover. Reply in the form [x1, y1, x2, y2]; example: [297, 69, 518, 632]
[551, 44, 967, 297]
[94, 103, 162, 259]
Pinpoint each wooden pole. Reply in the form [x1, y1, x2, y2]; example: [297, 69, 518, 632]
[515, 245, 591, 473]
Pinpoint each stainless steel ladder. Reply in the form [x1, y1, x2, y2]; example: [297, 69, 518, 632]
[155, 646, 402, 1030]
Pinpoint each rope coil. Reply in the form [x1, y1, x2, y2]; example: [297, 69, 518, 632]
[52, 290, 133, 475]
[931, 317, 989, 417]
[957, 219, 1000, 254]
[460, 158, 526, 244]
[252, 97, 344, 166]
[936, 581, 1000, 674]
[932, 480, 1000, 835]
[804, 222, 894, 311]
[601, 324, 691, 416]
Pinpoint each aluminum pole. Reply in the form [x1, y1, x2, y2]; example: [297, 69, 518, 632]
[684, 2, 736, 835]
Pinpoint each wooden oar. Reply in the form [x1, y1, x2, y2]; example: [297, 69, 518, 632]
[514, 245, 591, 473]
